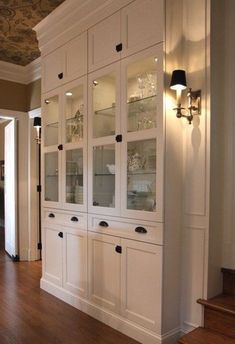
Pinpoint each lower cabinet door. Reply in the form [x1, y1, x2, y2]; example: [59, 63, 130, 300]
[63, 228, 88, 297]
[44, 227, 63, 286]
[88, 232, 121, 313]
[120, 239, 162, 333]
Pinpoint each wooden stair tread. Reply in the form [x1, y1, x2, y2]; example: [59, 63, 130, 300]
[222, 268, 235, 275]
[178, 327, 235, 344]
[198, 295, 235, 316]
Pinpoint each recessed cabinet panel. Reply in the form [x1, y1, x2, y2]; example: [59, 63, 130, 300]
[121, 239, 162, 332]
[88, 233, 121, 313]
[65, 85, 84, 143]
[44, 227, 63, 286]
[126, 56, 158, 133]
[44, 95, 59, 147]
[93, 144, 115, 208]
[63, 229, 87, 297]
[45, 152, 59, 203]
[66, 149, 83, 205]
[127, 139, 156, 212]
[92, 73, 116, 138]
[121, 0, 163, 58]
[43, 48, 64, 93]
[65, 32, 87, 82]
[88, 12, 121, 72]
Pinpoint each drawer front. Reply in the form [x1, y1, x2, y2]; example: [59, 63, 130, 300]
[88, 215, 163, 245]
[44, 209, 87, 229]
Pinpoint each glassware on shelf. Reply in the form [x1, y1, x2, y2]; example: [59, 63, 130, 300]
[44, 95, 59, 146]
[66, 149, 83, 204]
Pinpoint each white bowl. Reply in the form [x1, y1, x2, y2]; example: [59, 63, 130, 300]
[106, 164, 115, 174]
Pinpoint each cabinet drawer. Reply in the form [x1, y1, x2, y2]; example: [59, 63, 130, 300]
[44, 209, 87, 229]
[88, 215, 163, 245]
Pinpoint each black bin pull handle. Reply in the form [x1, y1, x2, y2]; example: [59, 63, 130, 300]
[48, 213, 55, 218]
[135, 226, 147, 234]
[58, 232, 63, 238]
[99, 221, 109, 228]
[71, 216, 79, 222]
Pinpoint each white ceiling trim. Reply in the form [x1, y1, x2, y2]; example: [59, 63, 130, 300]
[0, 57, 41, 85]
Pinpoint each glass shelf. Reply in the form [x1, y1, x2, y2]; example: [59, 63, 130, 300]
[94, 173, 115, 176]
[128, 170, 155, 176]
[46, 122, 59, 129]
[95, 106, 115, 117]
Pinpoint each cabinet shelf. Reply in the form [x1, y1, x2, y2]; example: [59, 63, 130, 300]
[46, 122, 59, 129]
[94, 106, 115, 117]
[94, 173, 115, 176]
[127, 170, 155, 176]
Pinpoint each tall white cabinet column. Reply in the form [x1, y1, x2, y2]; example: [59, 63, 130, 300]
[34, 1, 184, 343]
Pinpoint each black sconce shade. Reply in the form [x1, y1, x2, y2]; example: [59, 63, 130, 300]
[33, 117, 41, 128]
[170, 70, 187, 90]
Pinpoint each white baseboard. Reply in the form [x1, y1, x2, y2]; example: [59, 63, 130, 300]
[41, 278, 181, 344]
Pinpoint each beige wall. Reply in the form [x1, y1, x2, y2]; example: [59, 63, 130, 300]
[27, 79, 41, 111]
[0, 78, 41, 112]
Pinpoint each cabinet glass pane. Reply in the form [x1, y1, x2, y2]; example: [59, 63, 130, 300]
[93, 144, 115, 207]
[45, 152, 59, 202]
[44, 95, 59, 146]
[127, 56, 158, 132]
[92, 73, 116, 138]
[65, 85, 84, 143]
[66, 149, 83, 204]
[127, 139, 156, 212]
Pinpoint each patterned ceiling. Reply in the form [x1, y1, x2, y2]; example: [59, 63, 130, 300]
[0, 0, 65, 66]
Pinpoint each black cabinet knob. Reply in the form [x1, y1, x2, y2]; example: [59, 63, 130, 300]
[135, 226, 147, 234]
[58, 232, 63, 238]
[115, 245, 122, 254]
[99, 221, 109, 228]
[116, 43, 122, 52]
[115, 134, 122, 142]
[58, 72, 63, 80]
[71, 216, 79, 222]
[48, 213, 55, 218]
[58, 144, 63, 151]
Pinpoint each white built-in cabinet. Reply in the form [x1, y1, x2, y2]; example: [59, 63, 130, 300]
[40, 1, 167, 343]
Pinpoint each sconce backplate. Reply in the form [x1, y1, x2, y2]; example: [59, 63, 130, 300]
[190, 90, 201, 115]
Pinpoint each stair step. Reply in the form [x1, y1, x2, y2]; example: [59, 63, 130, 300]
[222, 268, 235, 296]
[198, 295, 235, 339]
[198, 294, 235, 316]
[178, 327, 235, 344]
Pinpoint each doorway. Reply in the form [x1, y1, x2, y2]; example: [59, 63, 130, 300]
[0, 117, 18, 259]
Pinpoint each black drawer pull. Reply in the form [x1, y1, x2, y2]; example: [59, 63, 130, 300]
[135, 226, 147, 234]
[99, 221, 109, 228]
[71, 216, 79, 222]
[48, 213, 55, 218]
[58, 232, 63, 238]
[116, 43, 122, 52]
[115, 245, 122, 254]
[58, 72, 63, 79]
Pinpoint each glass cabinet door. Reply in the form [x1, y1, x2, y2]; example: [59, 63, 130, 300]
[44, 151, 59, 203]
[88, 63, 120, 215]
[43, 94, 60, 147]
[121, 45, 163, 221]
[62, 78, 87, 211]
[65, 84, 84, 143]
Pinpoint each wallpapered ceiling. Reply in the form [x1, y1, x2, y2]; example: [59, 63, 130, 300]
[0, 0, 65, 66]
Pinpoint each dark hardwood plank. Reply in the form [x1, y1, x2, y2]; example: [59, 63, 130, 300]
[0, 240, 139, 344]
[178, 327, 235, 344]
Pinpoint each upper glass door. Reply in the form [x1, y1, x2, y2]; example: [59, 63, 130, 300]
[43, 94, 60, 147]
[88, 63, 121, 215]
[62, 77, 87, 211]
[121, 44, 163, 221]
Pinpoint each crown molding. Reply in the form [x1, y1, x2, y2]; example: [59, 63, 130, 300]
[34, 0, 133, 56]
[28, 107, 41, 119]
[0, 57, 41, 85]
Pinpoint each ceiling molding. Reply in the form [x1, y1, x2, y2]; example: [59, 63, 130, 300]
[28, 107, 41, 119]
[34, 0, 133, 56]
[0, 58, 41, 85]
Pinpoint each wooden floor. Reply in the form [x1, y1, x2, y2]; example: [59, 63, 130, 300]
[0, 227, 139, 344]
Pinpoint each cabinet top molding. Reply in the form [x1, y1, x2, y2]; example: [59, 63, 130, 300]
[34, 0, 134, 57]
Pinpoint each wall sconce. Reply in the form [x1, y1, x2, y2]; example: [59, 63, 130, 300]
[33, 116, 41, 144]
[170, 70, 201, 124]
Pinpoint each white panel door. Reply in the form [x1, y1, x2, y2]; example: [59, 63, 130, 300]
[44, 227, 63, 286]
[121, 0, 164, 58]
[63, 228, 87, 297]
[88, 232, 121, 313]
[88, 12, 121, 72]
[42, 48, 65, 93]
[65, 32, 87, 82]
[121, 239, 162, 333]
[4, 119, 18, 259]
